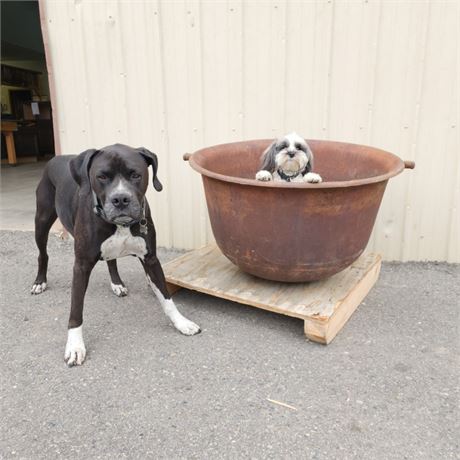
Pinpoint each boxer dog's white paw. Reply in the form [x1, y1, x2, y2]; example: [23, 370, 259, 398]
[304, 172, 323, 183]
[31, 282, 47, 295]
[175, 317, 201, 336]
[146, 275, 201, 337]
[111, 282, 128, 297]
[255, 170, 273, 181]
[64, 326, 86, 367]
[65, 346, 86, 367]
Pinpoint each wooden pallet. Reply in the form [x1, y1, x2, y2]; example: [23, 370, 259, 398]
[164, 244, 381, 344]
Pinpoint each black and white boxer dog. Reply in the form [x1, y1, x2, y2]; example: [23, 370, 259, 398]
[31, 144, 200, 366]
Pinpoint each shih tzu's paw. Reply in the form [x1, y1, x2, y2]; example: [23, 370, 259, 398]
[304, 172, 322, 183]
[256, 170, 273, 181]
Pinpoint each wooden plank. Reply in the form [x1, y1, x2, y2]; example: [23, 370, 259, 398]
[2, 131, 18, 165]
[1, 121, 18, 132]
[164, 244, 381, 344]
[304, 258, 381, 344]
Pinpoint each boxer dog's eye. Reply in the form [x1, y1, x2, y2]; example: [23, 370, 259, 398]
[97, 174, 108, 181]
[131, 172, 141, 180]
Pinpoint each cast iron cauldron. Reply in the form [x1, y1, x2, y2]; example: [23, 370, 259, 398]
[184, 140, 414, 282]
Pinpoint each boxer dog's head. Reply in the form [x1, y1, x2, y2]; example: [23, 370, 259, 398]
[70, 144, 162, 225]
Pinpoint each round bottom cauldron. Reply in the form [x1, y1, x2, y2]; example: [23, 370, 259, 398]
[185, 139, 414, 282]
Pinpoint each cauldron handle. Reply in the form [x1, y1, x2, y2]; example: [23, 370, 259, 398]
[183, 153, 191, 161]
[404, 160, 415, 169]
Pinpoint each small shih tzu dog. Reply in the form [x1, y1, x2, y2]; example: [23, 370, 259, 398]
[255, 132, 322, 183]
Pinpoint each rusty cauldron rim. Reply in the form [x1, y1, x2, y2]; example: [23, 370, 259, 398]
[184, 139, 415, 188]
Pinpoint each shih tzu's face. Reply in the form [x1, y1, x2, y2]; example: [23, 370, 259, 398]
[258, 132, 313, 176]
[256, 133, 322, 183]
[273, 132, 311, 174]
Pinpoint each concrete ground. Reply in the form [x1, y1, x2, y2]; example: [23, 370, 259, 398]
[1, 163, 459, 459]
[0, 162, 46, 231]
[0, 230, 459, 459]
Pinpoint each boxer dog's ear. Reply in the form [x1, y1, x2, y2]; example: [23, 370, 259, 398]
[137, 147, 163, 192]
[69, 149, 99, 187]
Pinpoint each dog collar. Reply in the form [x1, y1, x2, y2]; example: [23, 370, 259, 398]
[277, 166, 308, 182]
[92, 191, 147, 233]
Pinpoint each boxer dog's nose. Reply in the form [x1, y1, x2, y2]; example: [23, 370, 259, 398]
[111, 193, 131, 209]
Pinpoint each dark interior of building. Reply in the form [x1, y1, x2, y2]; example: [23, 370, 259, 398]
[1, 0, 55, 165]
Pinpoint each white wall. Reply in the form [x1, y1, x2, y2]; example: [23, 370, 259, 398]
[40, 0, 458, 262]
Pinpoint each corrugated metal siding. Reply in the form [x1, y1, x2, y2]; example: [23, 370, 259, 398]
[40, 0, 458, 261]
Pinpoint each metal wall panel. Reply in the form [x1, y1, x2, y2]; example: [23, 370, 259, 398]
[40, 0, 459, 261]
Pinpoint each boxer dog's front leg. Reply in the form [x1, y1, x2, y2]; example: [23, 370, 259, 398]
[65, 257, 97, 366]
[141, 254, 201, 336]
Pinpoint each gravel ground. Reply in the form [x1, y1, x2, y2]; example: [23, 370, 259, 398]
[1, 230, 459, 459]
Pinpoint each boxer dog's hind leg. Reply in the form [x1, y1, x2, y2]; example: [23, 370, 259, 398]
[31, 175, 57, 294]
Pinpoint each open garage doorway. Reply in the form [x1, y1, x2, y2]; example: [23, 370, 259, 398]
[1, 0, 57, 230]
